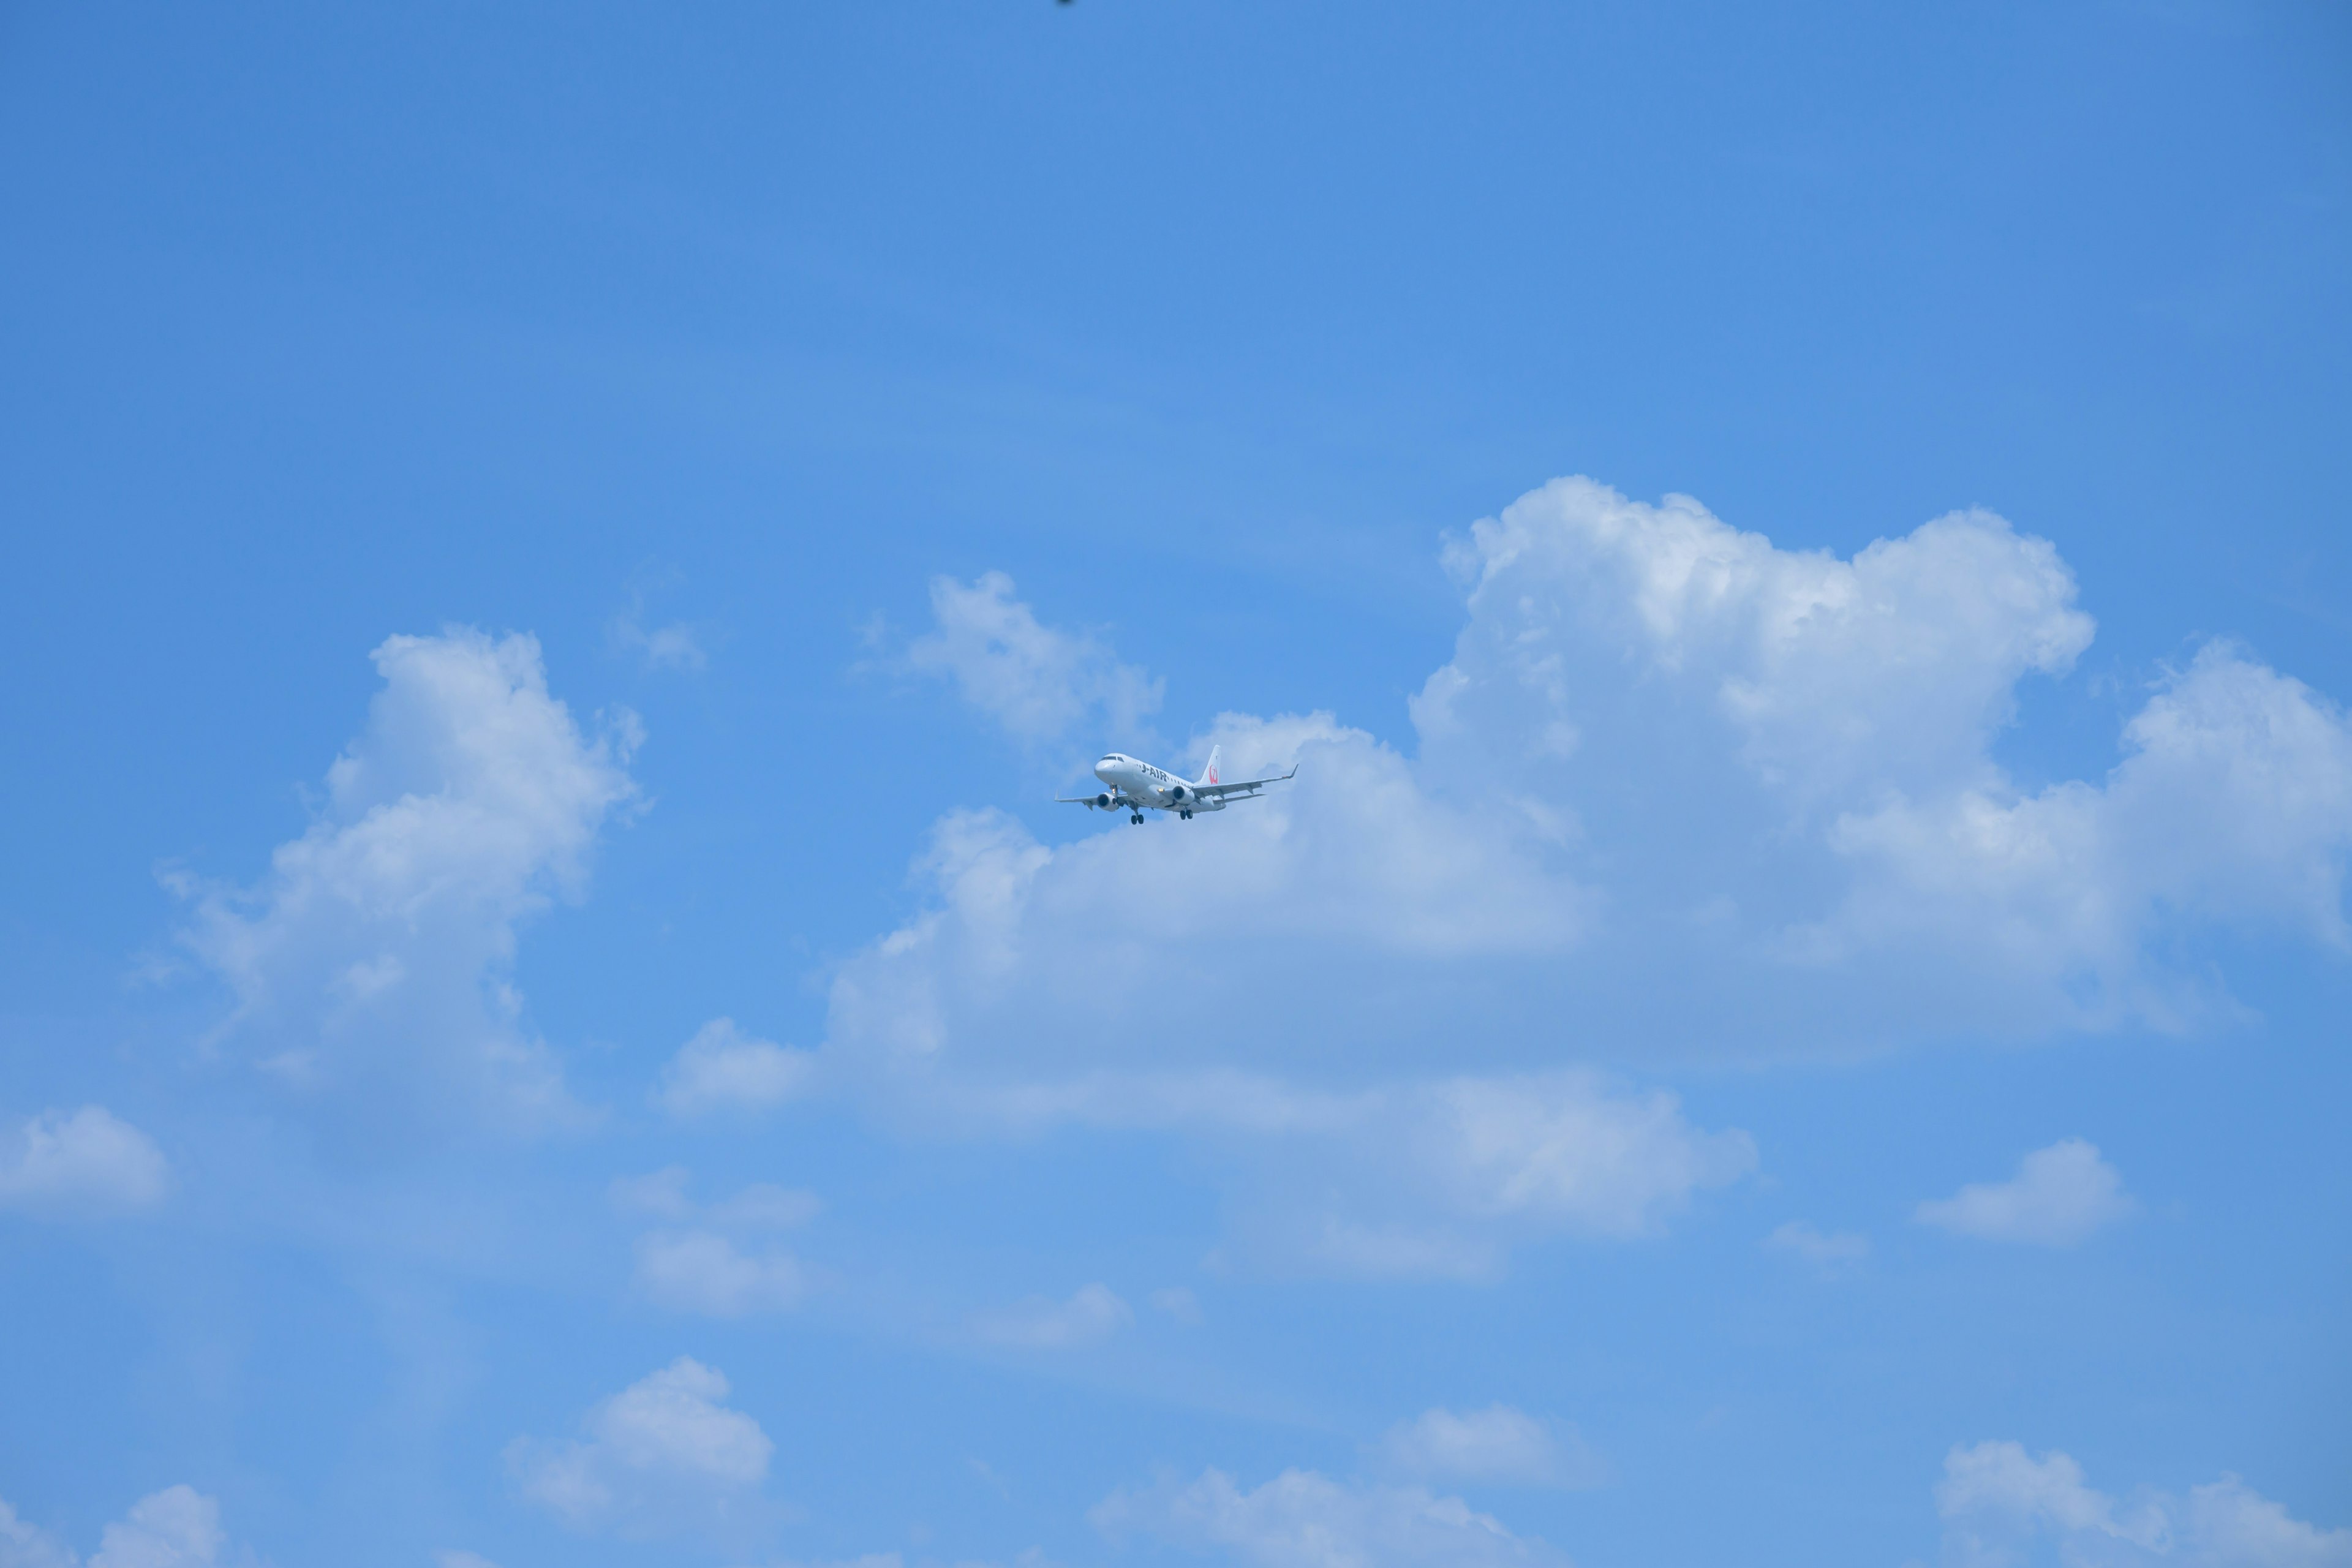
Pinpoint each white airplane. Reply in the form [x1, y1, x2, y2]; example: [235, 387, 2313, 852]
[1057, 745, 1297, 824]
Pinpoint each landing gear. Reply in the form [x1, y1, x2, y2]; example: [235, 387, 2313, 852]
[1129, 813, 1144, 824]
[1180, 810, 1192, 820]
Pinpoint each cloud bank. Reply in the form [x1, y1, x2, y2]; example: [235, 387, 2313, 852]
[784, 476, 2352, 1276]
[854, 480, 2352, 1080]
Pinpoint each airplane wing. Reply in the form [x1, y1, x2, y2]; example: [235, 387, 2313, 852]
[1191, 765, 1298, 799]
[1055, 793, 1114, 806]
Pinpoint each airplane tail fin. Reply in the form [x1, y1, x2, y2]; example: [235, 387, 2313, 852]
[1197, 745, 1221, 788]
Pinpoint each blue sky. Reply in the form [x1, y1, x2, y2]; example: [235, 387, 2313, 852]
[2, 4, 2350, 1566]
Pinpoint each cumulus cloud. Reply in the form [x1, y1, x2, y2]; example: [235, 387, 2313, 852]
[1093, 1468, 1569, 1568]
[821, 772, 1738, 1275]
[1934, 1440, 2352, 1566]
[871, 489, 2352, 1059]
[175, 629, 639, 1138]
[0, 1107, 168, 1218]
[974, 1283, 1132, 1349]
[1379, 1406, 1607, 1490]
[1816, 643, 2352, 1025]
[1915, 1139, 2133, 1246]
[507, 1358, 774, 1538]
[656, 1019, 816, 1118]
[1765, 1221, 1870, 1269]
[838, 483, 2351, 1270]
[816, 688, 1725, 1275]
[906, 571, 1163, 747]
[1417, 483, 2094, 809]
[1414, 478, 2352, 1036]
[0, 1486, 233, 1568]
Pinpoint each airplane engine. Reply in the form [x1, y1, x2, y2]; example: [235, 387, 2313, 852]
[1168, 785, 1186, 800]
[1094, 793, 1112, 809]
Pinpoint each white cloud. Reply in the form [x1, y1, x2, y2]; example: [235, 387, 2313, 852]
[1422, 1074, 1752, 1232]
[878, 489, 2347, 1068]
[1765, 1220, 1870, 1268]
[0, 1487, 233, 1568]
[1934, 1440, 2352, 1566]
[176, 629, 639, 1137]
[1815, 643, 2352, 1025]
[613, 1169, 820, 1317]
[839, 486, 2350, 1269]
[633, 1231, 809, 1317]
[1916, 1139, 2134, 1246]
[816, 709, 1722, 1276]
[1248, 1071, 1756, 1280]
[906, 571, 1163, 747]
[0, 1107, 168, 1218]
[434, 1553, 502, 1568]
[1093, 1468, 1569, 1568]
[1415, 478, 2352, 1035]
[507, 1358, 774, 1538]
[1379, 1406, 1607, 1490]
[974, 1283, 1132, 1349]
[1418, 484, 2095, 810]
[612, 615, 707, 673]
[656, 1019, 816, 1118]
[0, 1499, 74, 1568]
[876, 1065, 1748, 1280]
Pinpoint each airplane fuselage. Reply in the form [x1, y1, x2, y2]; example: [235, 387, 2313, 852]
[1057, 745, 1291, 823]
[1092, 753, 1227, 814]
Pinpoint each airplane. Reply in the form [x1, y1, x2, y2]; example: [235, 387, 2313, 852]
[1057, 745, 1297, 824]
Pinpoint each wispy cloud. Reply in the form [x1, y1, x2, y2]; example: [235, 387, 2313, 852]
[1378, 1406, 1608, 1490]
[974, 1283, 1132, 1349]
[905, 571, 1162, 748]
[1765, 1220, 1869, 1270]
